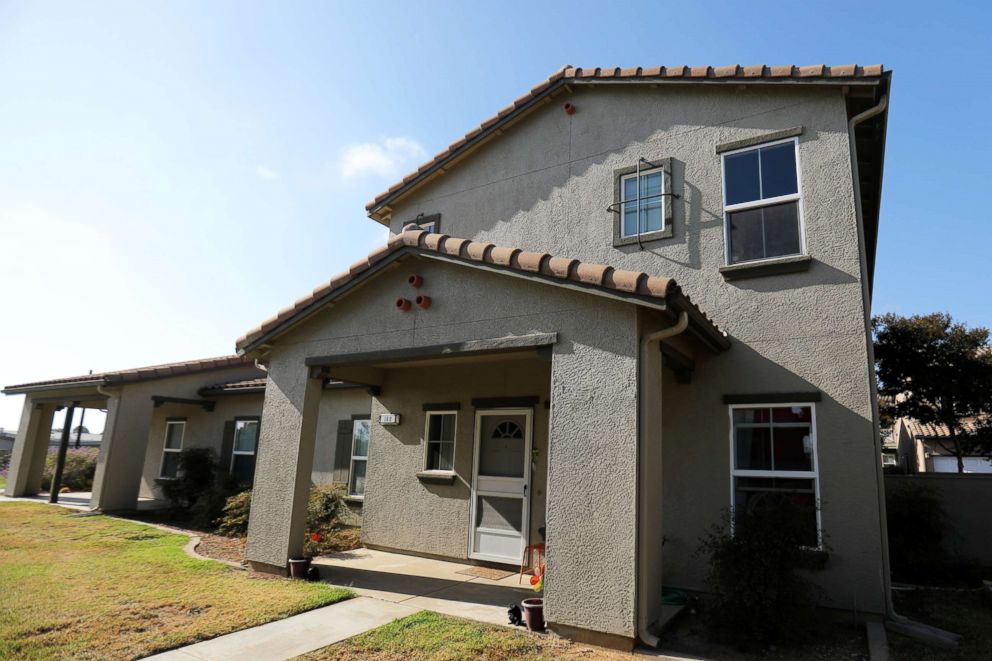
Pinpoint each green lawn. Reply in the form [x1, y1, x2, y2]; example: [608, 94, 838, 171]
[302, 611, 551, 661]
[890, 587, 992, 660]
[0, 502, 351, 660]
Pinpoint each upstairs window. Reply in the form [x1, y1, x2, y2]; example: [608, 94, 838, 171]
[159, 420, 185, 478]
[230, 418, 259, 485]
[620, 168, 664, 237]
[349, 419, 371, 498]
[424, 412, 456, 472]
[722, 139, 804, 265]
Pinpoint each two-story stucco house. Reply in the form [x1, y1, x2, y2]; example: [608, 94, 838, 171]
[4, 63, 892, 649]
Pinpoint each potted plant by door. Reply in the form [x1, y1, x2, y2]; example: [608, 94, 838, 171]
[288, 532, 321, 578]
[521, 573, 545, 631]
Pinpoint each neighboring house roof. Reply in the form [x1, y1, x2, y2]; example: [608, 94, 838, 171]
[2, 355, 255, 395]
[902, 417, 990, 440]
[199, 377, 267, 396]
[236, 229, 729, 355]
[365, 63, 888, 221]
[48, 430, 102, 445]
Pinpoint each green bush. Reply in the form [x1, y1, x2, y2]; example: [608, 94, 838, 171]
[216, 484, 345, 554]
[304, 485, 344, 555]
[156, 448, 216, 509]
[217, 490, 252, 536]
[886, 483, 946, 581]
[41, 448, 98, 491]
[156, 448, 241, 529]
[697, 496, 827, 646]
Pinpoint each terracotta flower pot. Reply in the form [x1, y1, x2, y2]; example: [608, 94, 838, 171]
[288, 556, 312, 579]
[521, 597, 545, 632]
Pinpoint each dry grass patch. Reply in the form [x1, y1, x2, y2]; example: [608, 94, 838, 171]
[0, 502, 351, 660]
[301, 610, 647, 661]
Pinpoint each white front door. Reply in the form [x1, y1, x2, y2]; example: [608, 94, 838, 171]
[469, 409, 532, 565]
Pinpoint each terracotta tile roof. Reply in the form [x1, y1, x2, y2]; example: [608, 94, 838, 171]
[199, 377, 268, 395]
[3, 355, 255, 394]
[902, 416, 991, 440]
[237, 229, 728, 354]
[366, 63, 887, 219]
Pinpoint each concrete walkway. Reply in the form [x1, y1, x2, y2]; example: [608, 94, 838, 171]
[146, 596, 417, 661]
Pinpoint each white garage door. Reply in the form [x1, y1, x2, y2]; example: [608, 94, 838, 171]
[932, 456, 992, 473]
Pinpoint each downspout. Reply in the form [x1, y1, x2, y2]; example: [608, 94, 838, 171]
[847, 93, 897, 620]
[637, 310, 688, 647]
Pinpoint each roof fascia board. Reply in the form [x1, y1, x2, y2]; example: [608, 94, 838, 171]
[305, 332, 558, 369]
[2, 378, 108, 396]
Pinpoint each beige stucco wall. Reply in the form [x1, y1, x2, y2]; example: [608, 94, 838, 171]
[248, 255, 644, 637]
[140, 394, 265, 498]
[140, 386, 372, 504]
[385, 84, 886, 614]
[362, 358, 550, 558]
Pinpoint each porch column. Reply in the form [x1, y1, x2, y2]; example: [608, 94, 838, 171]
[544, 313, 641, 643]
[90, 390, 155, 511]
[6, 398, 56, 496]
[245, 364, 323, 572]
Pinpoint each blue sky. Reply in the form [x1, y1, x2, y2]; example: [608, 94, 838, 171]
[1, 0, 990, 430]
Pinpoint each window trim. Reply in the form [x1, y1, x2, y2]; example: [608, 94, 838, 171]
[423, 410, 458, 473]
[727, 402, 822, 549]
[159, 419, 186, 479]
[348, 418, 371, 499]
[720, 136, 807, 266]
[229, 417, 260, 477]
[612, 159, 674, 246]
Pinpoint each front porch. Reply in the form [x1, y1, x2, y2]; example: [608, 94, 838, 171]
[315, 547, 533, 626]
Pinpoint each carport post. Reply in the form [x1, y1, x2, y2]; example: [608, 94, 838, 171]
[49, 403, 76, 503]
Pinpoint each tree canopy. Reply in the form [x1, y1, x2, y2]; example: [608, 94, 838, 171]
[873, 312, 992, 473]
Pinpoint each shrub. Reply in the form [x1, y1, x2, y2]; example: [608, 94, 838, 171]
[41, 447, 98, 491]
[697, 496, 827, 646]
[304, 485, 344, 555]
[217, 490, 252, 537]
[156, 448, 216, 509]
[215, 484, 351, 554]
[886, 483, 946, 581]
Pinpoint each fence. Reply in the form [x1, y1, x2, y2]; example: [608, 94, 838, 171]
[885, 473, 992, 568]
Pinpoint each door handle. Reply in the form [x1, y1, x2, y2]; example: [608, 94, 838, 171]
[523, 484, 528, 496]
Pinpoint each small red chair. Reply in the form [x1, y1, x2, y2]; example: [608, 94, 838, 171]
[519, 543, 545, 584]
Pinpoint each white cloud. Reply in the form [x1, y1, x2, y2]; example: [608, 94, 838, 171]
[337, 136, 427, 180]
[255, 165, 279, 180]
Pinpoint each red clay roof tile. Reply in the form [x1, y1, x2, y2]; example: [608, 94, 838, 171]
[235, 230, 725, 353]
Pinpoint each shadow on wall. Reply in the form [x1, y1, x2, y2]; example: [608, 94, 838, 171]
[661, 340, 882, 612]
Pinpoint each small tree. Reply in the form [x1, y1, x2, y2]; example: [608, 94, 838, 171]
[873, 313, 992, 473]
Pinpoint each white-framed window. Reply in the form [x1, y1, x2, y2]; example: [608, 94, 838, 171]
[721, 137, 804, 265]
[159, 420, 186, 478]
[230, 418, 259, 485]
[881, 453, 898, 467]
[729, 403, 821, 548]
[424, 411, 457, 472]
[349, 418, 371, 498]
[619, 167, 665, 237]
